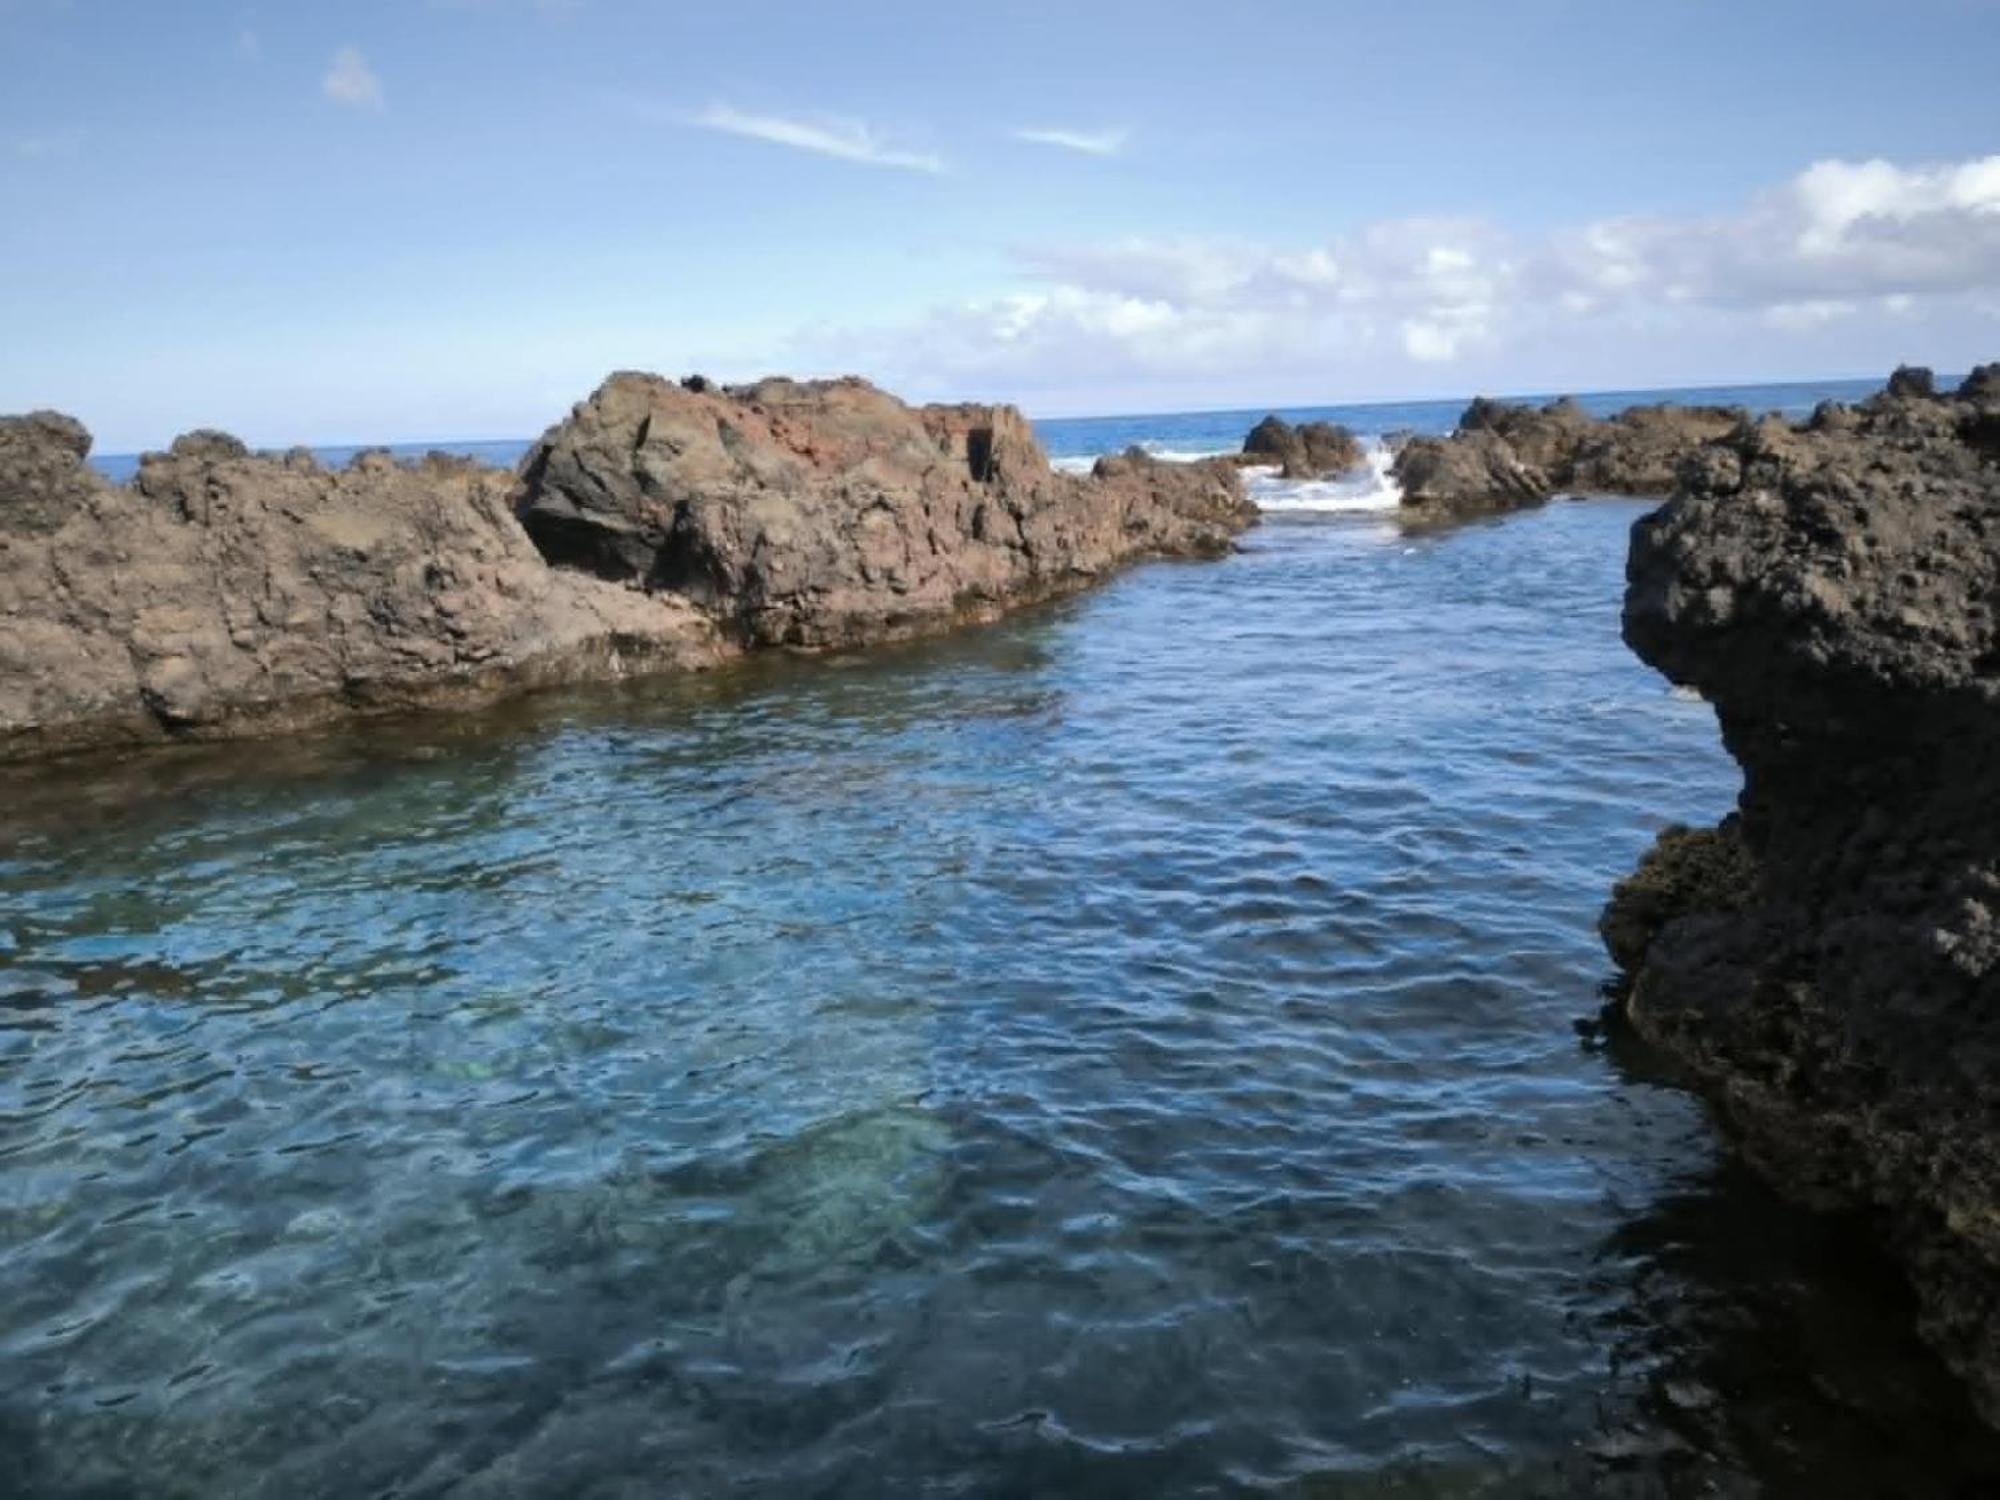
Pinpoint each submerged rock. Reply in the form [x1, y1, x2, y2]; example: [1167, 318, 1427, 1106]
[516, 373, 1254, 649]
[1239, 414, 1365, 479]
[1, 373, 1255, 759]
[1605, 363, 2000, 1419]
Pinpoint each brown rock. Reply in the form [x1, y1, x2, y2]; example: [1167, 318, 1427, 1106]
[515, 373, 1256, 649]
[0, 423, 724, 760]
[0, 411, 96, 534]
[2, 373, 1256, 759]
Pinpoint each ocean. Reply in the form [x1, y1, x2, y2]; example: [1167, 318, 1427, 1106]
[15, 375, 1997, 1495]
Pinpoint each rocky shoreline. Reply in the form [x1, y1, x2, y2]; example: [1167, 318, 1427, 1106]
[1390, 394, 1747, 520]
[0, 375, 1254, 762]
[1603, 365, 2000, 1418]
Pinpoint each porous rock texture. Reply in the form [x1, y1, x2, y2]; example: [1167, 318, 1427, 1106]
[1604, 364, 2000, 1419]
[0, 374, 1255, 760]
[515, 373, 1255, 649]
[1393, 394, 1745, 520]
[0, 419, 725, 760]
[1238, 414, 1365, 479]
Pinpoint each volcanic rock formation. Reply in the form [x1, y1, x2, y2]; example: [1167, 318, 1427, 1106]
[1603, 364, 2000, 1419]
[1239, 415, 1365, 479]
[1393, 394, 1745, 519]
[516, 373, 1255, 649]
[0, 375, 1255, 759]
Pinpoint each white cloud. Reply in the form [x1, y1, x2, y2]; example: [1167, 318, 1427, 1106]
[789, 152, 2000, 407]
[322, 45, 384, 111]
[236, 26, 260, 60]
[689, 103, 943, 174]
[1013, 126, 1130, 158]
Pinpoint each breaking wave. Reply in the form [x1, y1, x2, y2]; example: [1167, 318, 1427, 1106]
[1049, 438, 1404, 514]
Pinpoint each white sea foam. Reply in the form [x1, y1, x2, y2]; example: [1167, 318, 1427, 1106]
[1050, 442, 1236, 476]
[1248, 440, 1403, 514]
[1051, 438, 1405, 514]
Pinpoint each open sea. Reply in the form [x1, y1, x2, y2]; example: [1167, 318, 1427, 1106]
[15, 377, 1997, 1496]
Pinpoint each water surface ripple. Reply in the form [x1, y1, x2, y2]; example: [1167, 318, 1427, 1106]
[4, 502, 1996, 1496]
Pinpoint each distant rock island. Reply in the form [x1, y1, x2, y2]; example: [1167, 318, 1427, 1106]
[1237, 414, 1365, 479]
[0, 376, 1253, 761]
[1603, 364, 2000, 1419]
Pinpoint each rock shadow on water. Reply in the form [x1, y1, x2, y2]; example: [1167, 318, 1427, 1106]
[1568, 1011, 2000, 1497]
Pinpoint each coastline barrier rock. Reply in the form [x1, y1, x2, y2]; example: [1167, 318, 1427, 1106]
[1, 373, 1255, 759]
[1392, 428, 1550, 517]
[515, 373, 1256, 649]
[1605, 364, 2000, 1420]
[1391, 394, 1744, 519]
[0, 418, 724, 759]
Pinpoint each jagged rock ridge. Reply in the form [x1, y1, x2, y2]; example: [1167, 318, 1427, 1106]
[0, 374, 1256, 759]
[1393, 394, 1746, 519]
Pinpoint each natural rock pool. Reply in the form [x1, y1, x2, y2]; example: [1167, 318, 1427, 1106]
[4, 501, 1996, 1496]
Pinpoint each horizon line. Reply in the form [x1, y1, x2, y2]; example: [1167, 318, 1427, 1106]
[82, 366, 1930, 460]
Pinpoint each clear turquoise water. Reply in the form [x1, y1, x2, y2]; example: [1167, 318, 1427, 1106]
[86, 377, 1893, 481]
[6, 496, 1997, 1496]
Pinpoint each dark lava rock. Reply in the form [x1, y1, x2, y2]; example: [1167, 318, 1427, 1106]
[1392, 428, 1548, 517]
[517, 372, 1255, 649]
[1886, 364, 1939, 400]
[1240, 415, 1365, 479]
[1391, 394, 1741, 520]
[1606, 363, 2000, 1422]
[1600, 817, 1756, 973]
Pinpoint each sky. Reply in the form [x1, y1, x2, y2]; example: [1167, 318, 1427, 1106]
[3, 0, 1998, 451]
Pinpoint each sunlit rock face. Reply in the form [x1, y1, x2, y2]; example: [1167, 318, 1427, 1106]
[1606, 364, 2000, 1419]
[0, 414, 724, 761]
[514, 372, 1256, 649]
[0, 374, 1255, 761]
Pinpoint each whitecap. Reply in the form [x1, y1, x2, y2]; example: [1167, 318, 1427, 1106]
[1248, 440, 1403, 514]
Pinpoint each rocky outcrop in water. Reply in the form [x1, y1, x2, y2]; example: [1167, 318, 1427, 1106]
[1393, 394, 1744, 519]
[1604, 364, 2000, 1419]
[1239, 415, 1364, 479]
[0, 376, 1254, 760]
[1392, 428, 1550, 517]
[518, 373, 1254, 649]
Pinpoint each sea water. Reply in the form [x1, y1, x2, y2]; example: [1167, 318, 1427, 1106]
[13, 379, 1996, 1496]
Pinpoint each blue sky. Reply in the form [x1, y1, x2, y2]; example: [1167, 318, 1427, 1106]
[3, 0, 1998, 450]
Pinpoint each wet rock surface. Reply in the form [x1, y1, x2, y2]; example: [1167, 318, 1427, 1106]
[1605, 364, 2000, 1419]
[517, 373, 1254, 649]
[0, 375, 1255, 760]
